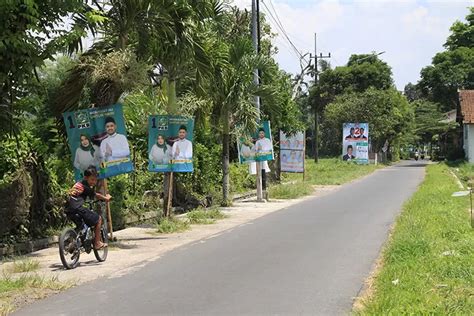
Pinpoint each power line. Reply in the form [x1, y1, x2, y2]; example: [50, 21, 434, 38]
[260, 6, 307, 68]
[263, 17, 303, 61]
[266, 0, 310, 50]
[260, 2, 300, 57]
[261, 0, 311, 70]
[260, 0, 309, 65]
[266, 0, 286, 38]
[266, 0, 312, 50]
[262, 2, 305, 61]
[274, 36, 303, 60]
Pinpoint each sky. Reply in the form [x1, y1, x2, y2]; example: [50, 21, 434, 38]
[231, 0, 472, 90]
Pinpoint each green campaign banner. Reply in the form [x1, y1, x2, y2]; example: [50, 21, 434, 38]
[148, 115, 194, 173]
[63, 104, 134, 181]
[238, 121, 274, 163]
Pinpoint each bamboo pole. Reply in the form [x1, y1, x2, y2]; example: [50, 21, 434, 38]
[166, 172, 174, 217]
[102, 179, 113, 239]
[303, 131, 306, 181]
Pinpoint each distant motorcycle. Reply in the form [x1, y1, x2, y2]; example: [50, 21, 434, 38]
[414, 152, 419, 161]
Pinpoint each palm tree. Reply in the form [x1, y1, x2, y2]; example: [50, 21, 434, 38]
[53, 0, 223, 115]
[208, 36, 271, 205]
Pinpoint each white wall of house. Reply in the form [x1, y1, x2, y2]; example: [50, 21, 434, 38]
[464, 124, 474, 163]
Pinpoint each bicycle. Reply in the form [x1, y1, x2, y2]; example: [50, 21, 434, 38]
[59, 200, 108, 269]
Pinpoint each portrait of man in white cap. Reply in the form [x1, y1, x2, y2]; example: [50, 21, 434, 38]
[100, 116, 131, 162]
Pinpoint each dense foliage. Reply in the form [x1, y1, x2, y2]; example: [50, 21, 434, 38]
[323, 87, 414, 158]
[417, 7, 474, 112]
[304, 53, 413, 157]
[1, 2, 471, 242]
[402, 7, 473, 159]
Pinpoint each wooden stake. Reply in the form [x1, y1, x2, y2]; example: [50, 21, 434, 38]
[303, 131, 306, 182]
[102, 179, 114, 239]
[166, 172, 174, 217]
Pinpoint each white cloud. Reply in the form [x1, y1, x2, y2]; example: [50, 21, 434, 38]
[230, 0, 472, 89]
[401, 6, 444, 36]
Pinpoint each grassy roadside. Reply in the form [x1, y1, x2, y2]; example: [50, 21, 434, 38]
[269, 158, 381, 199]
[1, 209, 229, 313]
[355, 163, 474, 314]
[0, 275, 73, 316]
[0, 257, 73, 315]
[447, 160, 474, 187]
[155, 208, 228, 234]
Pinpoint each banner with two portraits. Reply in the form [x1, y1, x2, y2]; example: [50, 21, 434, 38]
[280, 131, 305, 173]
[238, 121, 274, 164]
[63, 106, 195, 180]
[148, 115, 194, 173]
[342, 122, 369, 164]
[63, 104, 134, 181]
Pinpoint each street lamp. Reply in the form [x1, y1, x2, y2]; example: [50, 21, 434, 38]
[354, 51, 386, 63]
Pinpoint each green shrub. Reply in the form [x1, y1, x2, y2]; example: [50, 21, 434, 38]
[187, 208, 227, 224]
[156, 217, 190, 233]
[107, 172, 163, 229]
[269, 182, 313, 199]
[178, 143, 222, 195]
[0, 131, 35, 187]
[229, 163, 255, 194]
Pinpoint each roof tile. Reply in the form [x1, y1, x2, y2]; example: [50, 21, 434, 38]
[459, 90, 474, 123]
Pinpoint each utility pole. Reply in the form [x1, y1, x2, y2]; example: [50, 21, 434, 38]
[310, 33, 330, 163]
[252, 0, 263, 201]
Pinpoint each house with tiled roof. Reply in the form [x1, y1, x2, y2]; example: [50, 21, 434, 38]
[459, 90, 474, 162]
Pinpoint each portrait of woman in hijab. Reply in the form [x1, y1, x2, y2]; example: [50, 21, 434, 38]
[149, 134, 172, 165]
[73, 134, 101, 172]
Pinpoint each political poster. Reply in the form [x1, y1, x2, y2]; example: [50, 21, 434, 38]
[63, 104, 134, 181]
[238, 121, 274, 163]
[148, 115, 194, 173]
[342, 122, 369, 164]
[280, 131, 305, 173]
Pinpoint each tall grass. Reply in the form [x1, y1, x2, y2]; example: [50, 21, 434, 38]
[0, 274, 73, 315]
[187, 208, 227, 225]
[448, 160, 474, 186]
[7, 259, 40, 273]
[355, 164, 474, 314]
[155, 217, 190, 234]
[270, 158, 380, 199]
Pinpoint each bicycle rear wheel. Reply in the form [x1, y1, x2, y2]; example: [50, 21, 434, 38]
[93, 226, 108, 262]
[59, 228, 80, 269]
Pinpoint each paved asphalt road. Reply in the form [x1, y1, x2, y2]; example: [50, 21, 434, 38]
[15, 161, 426, 316]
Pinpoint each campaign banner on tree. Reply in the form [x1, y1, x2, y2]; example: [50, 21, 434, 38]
[148, 115, 194, 172]
[238, 121, 274, 163]
[63, 104, 134, 181]
[280, 131, 305, 173]
[342, 122, 369, 164]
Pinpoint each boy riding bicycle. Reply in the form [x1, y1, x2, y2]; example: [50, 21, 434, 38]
[66, 166, 111, 249]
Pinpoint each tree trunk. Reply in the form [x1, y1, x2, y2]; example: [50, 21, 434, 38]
[222, 108, 231, 206]
[117, 33, 128, 50]
[163, 172, 171, 215]
[167, 79, 177, 114]
[314, 111, 319, 163]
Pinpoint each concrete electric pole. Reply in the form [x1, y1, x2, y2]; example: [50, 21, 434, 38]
[252, 0, 263, 201]
[310, 33, 330, 163]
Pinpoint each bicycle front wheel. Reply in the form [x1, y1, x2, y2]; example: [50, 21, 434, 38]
[59, 228, 80, 269]
[93, 226, 108, 262]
